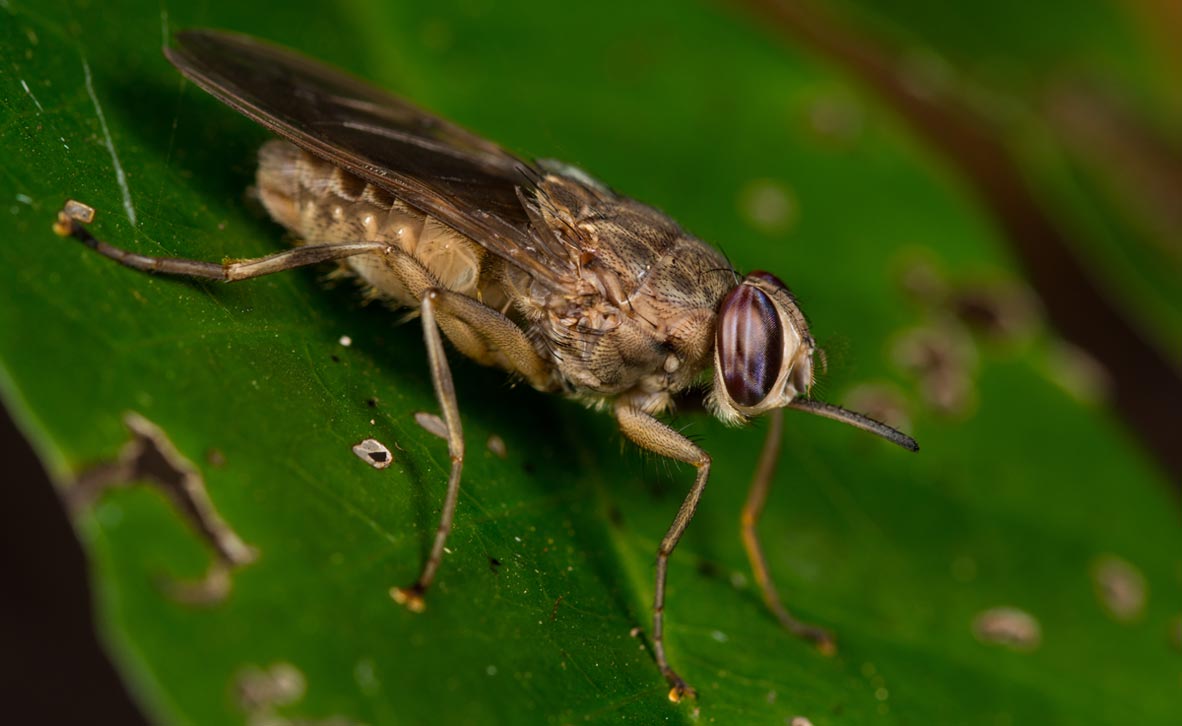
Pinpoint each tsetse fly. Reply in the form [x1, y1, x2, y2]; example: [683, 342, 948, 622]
[55, 29, 918, 701]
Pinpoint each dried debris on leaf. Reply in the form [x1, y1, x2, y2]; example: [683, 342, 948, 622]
[70, 412, 256, 604]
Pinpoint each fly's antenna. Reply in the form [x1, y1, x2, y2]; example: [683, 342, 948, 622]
[787, 398, 919, 452]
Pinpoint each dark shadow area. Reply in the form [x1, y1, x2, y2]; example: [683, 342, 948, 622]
[108, 75, 271, 219]
[0, 407, 150, 725]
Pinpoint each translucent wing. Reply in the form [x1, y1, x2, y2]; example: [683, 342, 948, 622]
[165, 29, 575, 288]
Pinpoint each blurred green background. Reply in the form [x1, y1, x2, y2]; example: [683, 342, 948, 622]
[0, 0, 1178, 724]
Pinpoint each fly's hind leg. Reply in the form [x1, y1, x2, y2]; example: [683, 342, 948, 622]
[55, 201, 549, 614]
[742, 408, 835, 653]
[54, 201, 392, 281]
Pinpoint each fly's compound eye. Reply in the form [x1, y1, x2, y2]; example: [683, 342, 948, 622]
[747, 270, 788, 289]
[716, 283, 783, 408]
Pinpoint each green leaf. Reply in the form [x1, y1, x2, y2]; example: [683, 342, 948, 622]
[1, 1, 1178, 724]
[830, 0, 1182, 358]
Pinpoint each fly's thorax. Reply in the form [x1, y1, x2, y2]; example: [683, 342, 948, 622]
[546, 301, 720, 413]
[255, 140, 488, 303]
[534, 181, 734, 404]
[708, 270, 816, 425]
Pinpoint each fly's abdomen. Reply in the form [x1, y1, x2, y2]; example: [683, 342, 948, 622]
[256, 140, 486, 304]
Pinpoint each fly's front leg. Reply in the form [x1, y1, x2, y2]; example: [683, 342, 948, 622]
[741, 408, 835, 653]
[615, 403, 711, 703]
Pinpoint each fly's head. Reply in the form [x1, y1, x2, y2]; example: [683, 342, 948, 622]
[709, 271, 815, 425]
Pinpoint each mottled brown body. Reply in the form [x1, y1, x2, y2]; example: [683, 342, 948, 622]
[256, 140, 734, 415]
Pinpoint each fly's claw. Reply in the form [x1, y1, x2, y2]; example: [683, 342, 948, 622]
[815, 635, 837, 657]
[54, 199, 96, 236]
[52, 212, 74, 238]
[390, 584, 427, 613]
[664, 673, 697, 703]
[796, 624, 836, 656]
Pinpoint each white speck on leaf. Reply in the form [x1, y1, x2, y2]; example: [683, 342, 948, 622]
[486, 433, 507, 458]
[353, 438, 393, 469]
[19, 78, 43, 113]
[414, 411, 447, 439]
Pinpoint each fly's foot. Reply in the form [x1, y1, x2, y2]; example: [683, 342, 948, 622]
[814, 632, 837, 657]
[390, 584, 427, 613]
[792, 622, 836, 656]
[663, 670, 698, 703]
[772, 609, 837, 655]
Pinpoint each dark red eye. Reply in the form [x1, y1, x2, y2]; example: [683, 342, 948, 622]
[717, 283, 783, 407]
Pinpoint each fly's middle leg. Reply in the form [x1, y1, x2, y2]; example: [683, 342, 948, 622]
[391, 285, 555, 607]
[352, 249, 551, 608]
[741, 408, 835, 653]
[390, 289, 464, 611]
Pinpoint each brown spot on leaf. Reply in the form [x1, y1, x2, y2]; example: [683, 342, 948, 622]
[973, 606, 1041, 651]
[892, 323, 978, 417]
[1092, 555, 1147, 623]
[486, 434, 508, 459]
